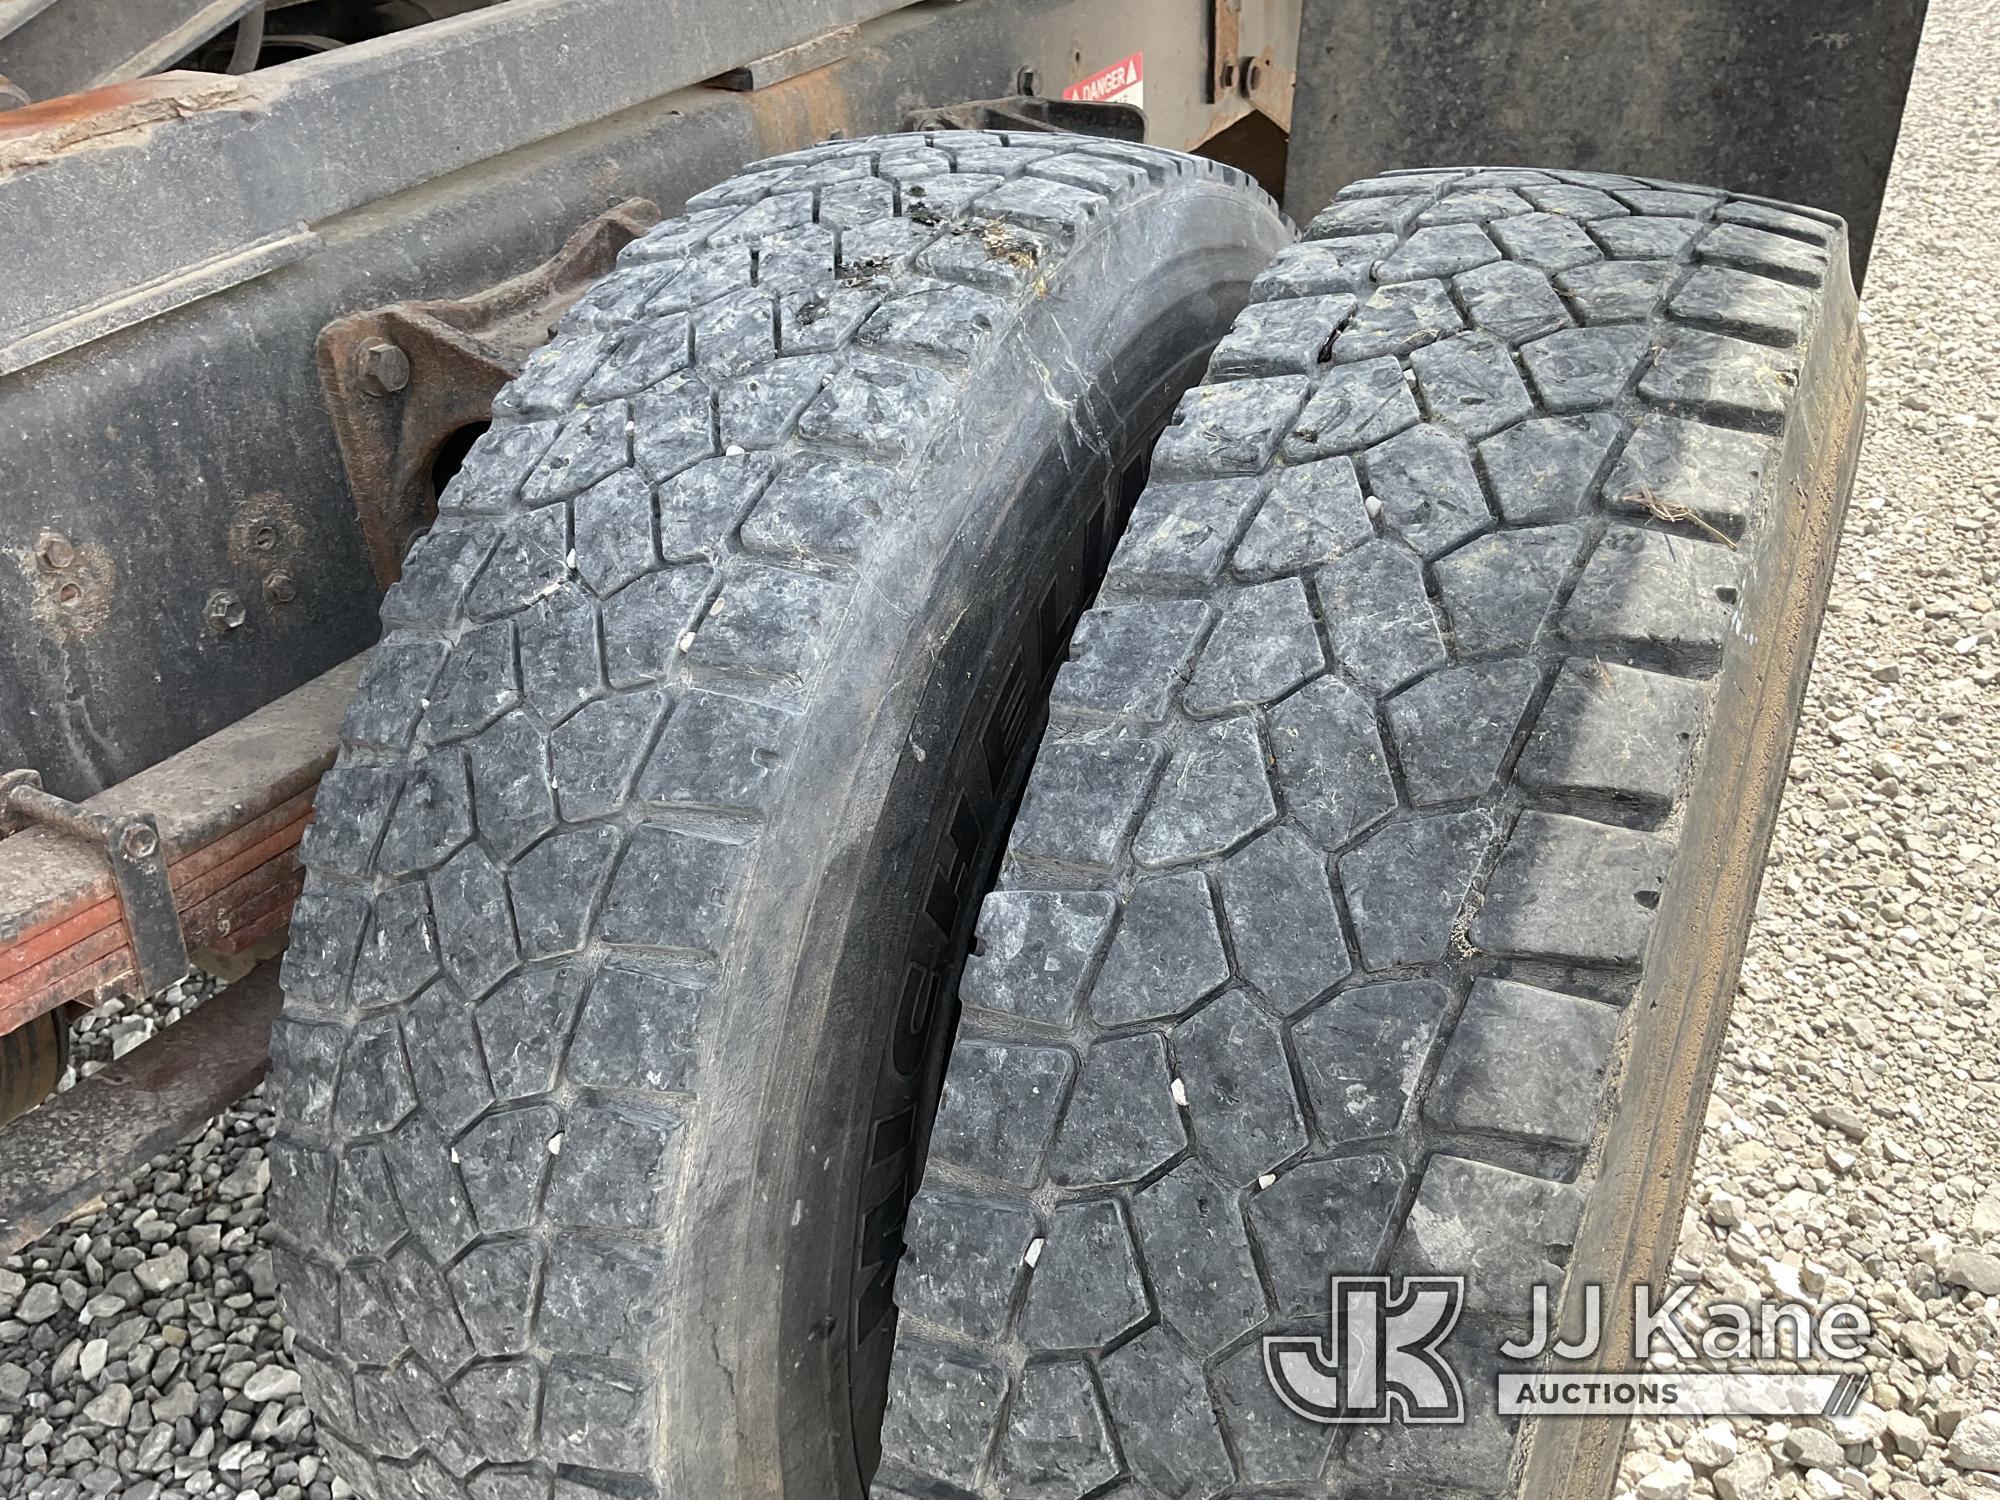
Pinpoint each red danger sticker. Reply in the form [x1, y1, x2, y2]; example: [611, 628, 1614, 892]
[1064, 52, 1143, 108]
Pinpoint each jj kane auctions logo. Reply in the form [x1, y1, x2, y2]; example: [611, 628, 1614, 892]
[1266, 1278, 1873, 1424]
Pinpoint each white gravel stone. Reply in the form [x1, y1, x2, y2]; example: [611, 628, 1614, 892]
[241, 1364, 300, 1404]
[0, 976, 336, 1499]
[81, 1381, 131, 1429]
[1885, 1408, 1930, 1457]
[1636, 1457, 1694, 1500]
[1829, 1402, 1889, 1448]
[1712, 1447, 1774, 1500]
[1943, 1247, 2000, 1295]
[1685, 1424, 1739, 1470]
[132, 1246, 187, 1295]
[1784, 1427, 1845, 1472]
[13, 1282, 59, 1325]
[1953, 1412, 2000, 1473]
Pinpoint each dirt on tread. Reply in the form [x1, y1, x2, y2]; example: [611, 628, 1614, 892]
[874, 167, 1865, 1500]
[267, 131, 1285, 1500]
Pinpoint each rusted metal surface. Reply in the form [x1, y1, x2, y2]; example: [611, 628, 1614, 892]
[1, 771, 191, 997]
[1202, 0, 1299, 142]
[317, 199, 657, 589]
[0, 0, 1236, 806]
[1210, 0, 1241, 100]
[0, 960, 282, 1253]
[0, 0, 915, 362]
[1241, 38, 1294, 132]
[0, 1006, 65, 1127]
[0, 72, 242, 169]
[0, 656, 357, 1032]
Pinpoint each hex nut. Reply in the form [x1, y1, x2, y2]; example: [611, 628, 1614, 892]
[118, 823, 158, 860]
[359, 341, 411, 396]
[205, 590, 248, 632]
[265, 571, 298, 605]
[37, 533, 76, 571]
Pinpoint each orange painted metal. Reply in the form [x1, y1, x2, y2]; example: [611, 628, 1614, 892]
[0, 657, 359, 1031]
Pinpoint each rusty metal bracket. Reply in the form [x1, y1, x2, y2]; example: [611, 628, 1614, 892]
[1209, 0, 1242, 101]
[904, 94, 1145, 141]
[316, 197, 658, 589]
[0, 770, 189, 997]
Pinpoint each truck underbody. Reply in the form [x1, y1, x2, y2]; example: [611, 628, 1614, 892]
[0, 4, 1928, 1497]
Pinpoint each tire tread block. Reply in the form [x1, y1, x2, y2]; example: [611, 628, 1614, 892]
[883, 165, 1861, 1496]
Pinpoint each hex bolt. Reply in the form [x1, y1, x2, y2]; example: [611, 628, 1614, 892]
[264, 570, 298, 605]
[119, 823, 158, 860]
[205, 590, 248, 632]
[359, 341, 411, 396]
[37, 533, 76, 571]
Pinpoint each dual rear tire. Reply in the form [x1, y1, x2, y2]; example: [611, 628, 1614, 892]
[275, 144, 1863, 1500]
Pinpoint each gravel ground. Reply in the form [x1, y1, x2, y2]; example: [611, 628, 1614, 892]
[1611, 3, 2000, 1497]
[3, 6, 1998, 1498]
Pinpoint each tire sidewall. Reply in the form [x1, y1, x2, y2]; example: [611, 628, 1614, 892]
[659, 182, 1290, 1498]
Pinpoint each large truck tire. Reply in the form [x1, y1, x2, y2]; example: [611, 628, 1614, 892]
[268, 134, 1290, 1500]
[875, 168, 1864, 1499]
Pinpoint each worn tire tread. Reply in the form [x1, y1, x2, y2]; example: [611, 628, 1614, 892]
[269, 131, 1276, 1500]
[874, 165, 1864, 1500]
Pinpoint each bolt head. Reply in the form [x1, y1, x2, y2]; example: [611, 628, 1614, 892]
[359, 341, 411, 395]
[37, 533, 76, 571]
[264, 571, 298, 605]
[205, 590, 247, 632]
[119, 824, 158, 859]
